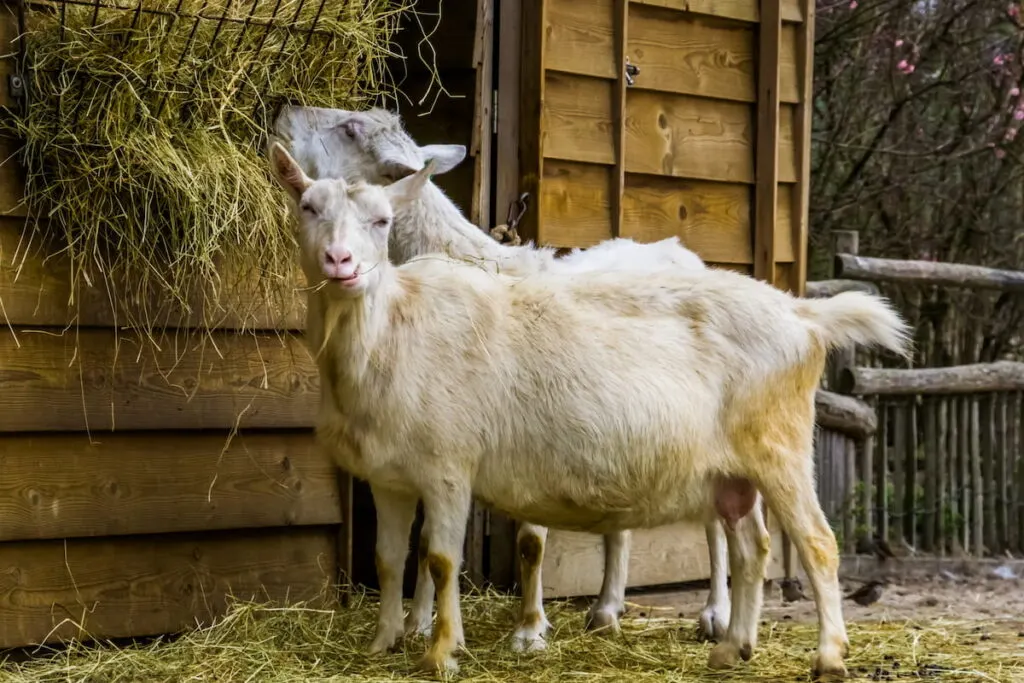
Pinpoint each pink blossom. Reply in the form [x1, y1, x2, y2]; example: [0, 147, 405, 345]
[996, 148, 1007, 159]
[995, 54, 1006, 66]
[897, 59, 916, 74]
[1013, 107, 1024, 120]
[1010, 3, 1020, 17]
[1012, 86, 1021, 97]
[895, 38, 904, 47]
[849, 0, 858, 8]
[1006, 127, 1018, 141]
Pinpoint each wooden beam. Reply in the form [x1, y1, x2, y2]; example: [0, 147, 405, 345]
[470, 0, 495, 228]
[753, 0, 781, 284]
[839, 361, 1024, 396]
[611, 0, 629, 239]
[494, 0, 522, 237]
[804, 279, 880, 298]
[835, 253, 1024, 293]
[518, 0, 547, 245]
[0, 526, 336, 648]
[0, 327, 317, 433]
[789, 0, 814, 295]
[0, 430, 338, 542]
[815, 389, 877, 438]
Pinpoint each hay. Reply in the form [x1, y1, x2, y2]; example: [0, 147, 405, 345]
[2, 588, 1022, 682]
[2, 0, 416, 336]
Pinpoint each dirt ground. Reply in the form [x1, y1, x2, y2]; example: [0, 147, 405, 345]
[625, 569, 1024, 626]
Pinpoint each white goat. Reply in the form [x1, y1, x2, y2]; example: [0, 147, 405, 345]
[270, 141, 911, 679]
[274, 105, 733, 649]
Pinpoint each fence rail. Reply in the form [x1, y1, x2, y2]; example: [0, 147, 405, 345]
[810, 230, 1024, 559]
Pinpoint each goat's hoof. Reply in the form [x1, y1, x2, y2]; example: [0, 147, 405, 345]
[697, 605, 730, 642]
[366, 630, 401, 655]
[404, 614, 433, 638]
[584, 608, 621, 634]
[419, 650, 459, 674]
[707, 642, 742, 670]
[811, 652, 848, 681]
[511, 630, 547, 653]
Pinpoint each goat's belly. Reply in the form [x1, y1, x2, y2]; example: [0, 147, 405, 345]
[473, 451, 713, 534]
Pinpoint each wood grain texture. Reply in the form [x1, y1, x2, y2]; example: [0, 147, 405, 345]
[0, 526, 336, 648]
[0, 219, 306, 330]
[624, 91, 797, 183]
[545, 0, 616, 78]
[633, 0, 804, 23]
[0, 327, 317, 432]
[621, 174, 796, 263]
[471, 0, 494, 227]
[0, 431, 338, 542]
[542, 72, 615, 165]
[538, 160, 612, 247]
[517, 0, 548, 245]
[753, 0, 781, 283]
[627, 5, 799, 103]
[541, 516, 786, 598]
[612, 0, 629, 238]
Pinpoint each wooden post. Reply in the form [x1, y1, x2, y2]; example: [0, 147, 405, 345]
[877, 402, 890, 541]
[753, 0, 781, 285]
[470, 0, 494, 229]
[1016, 392, 1024, 553]
[971, 397, 983, 556]
[336, 471, 353, 605]
[937, 398, 948, 555]
[611, 0, 629, 238]
[905, 401, 918, 548]
[893, 404, 906, 544]
[959, 398, 970, 552]
[996, 394, 1009, 553]
[834, 254, 1024, 292]
[923, 398, 938, 552]
[791, 0, 815, 295]
[981, 395, 995, 553]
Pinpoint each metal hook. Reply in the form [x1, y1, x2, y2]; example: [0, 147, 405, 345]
[625, 56, 640, 87]
[507, 192, 530, 230]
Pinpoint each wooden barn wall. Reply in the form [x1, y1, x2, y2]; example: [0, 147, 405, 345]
[507, 0, 814, 596]
[0, 1, 350, 649]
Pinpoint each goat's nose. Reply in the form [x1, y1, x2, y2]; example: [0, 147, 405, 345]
[324, 246, 353, 266]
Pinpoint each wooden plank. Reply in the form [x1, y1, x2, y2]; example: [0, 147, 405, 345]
[862, 401, 876, 535]
[840, 361, 1024, 396]
[495, 0, 523, 239]
[336, 472, 353, 598]
[545, 0, 616, 79]
[541, 517, 786, 598]
[517, 0, 548, 245]
[892, 404, 906, 545]
[835, 253, 1024, 293]
[0, 327, 316, 433]
[632, 0, 804, 24]
[0, 430, 337, 542]
[1010, 392, 1021, 553]
[1016, 392, 1024, 552]
[470, 0, 495, 228]
[815, 389, 877, 438]
[620, 176, 795, 263]
[788, 0, 813, 296]
[543, 73, 615, 165]
[753, 0, 781, 284]
[996, 394, 1009, 553]
[625, 5, 799, 103]
[538, 160, 612, 247]
[877, 402, 889, 540]
[0, 526, 336, 648]
[624, 91, 797, 183]
[981, 395, 996, 554]
[948, 397, 961, 553]
[923, 398, 938, 552]
[0, 219, 306, 330]
[612, 0, 628, 238]
[844, 435, 856, 553]
[904, 401, 918, 549]
[0, 137, 27, 218]
[959, 397, 970, 551]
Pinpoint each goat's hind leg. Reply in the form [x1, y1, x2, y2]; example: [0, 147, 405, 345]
[511, 522, 552, 651]
[585, 530, 631, 634]
[708, 492, 770, 669]
[367, 485, 419, 654]
[405, 520, 436, 638]
[698, 518, 731, 641]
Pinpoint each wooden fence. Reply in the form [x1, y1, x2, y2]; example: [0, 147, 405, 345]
[809, 231, 1024, 557]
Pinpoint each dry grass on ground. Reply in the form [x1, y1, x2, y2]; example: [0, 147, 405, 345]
[2, 582, 1022, 682]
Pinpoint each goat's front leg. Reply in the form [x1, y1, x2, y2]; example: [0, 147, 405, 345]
[585, 530, 631, 634]
[419, 482, 472, 673]
[708, 494, 770, 669]
[367, 485, 418, 654]
[699, 518, 731, 641]
[511, 522, 551, 651]
[405, 522, 435, 637]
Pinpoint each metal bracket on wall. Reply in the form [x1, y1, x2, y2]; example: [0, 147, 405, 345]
[8, 0, 28, 109]
[624, 56, 640, 86]
[7, 74, 24, 101]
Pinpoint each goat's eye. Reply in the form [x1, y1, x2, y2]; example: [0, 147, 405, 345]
[373, 217, 390, 229]
[300, 202, 317, 216]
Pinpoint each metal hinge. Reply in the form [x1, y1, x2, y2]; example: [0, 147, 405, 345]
[7, 73, 24, 101]
[492, 89, 498, 135]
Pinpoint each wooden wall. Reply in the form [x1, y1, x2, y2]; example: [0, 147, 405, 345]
[503, 0, 814, 596]
[0, 1, 348, 649]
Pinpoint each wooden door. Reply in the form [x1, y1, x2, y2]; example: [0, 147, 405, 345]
[493, 0, 815, 596]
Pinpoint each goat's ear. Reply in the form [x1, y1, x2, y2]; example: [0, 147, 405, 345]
[418, 144, 466, 175]
[269, 141, 312, 201]
[338, 114, 367, 141]
[384, 159, 437, 205]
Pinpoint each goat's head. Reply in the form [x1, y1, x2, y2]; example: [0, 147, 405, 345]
[273, 105, 466, 184]
[271, 141, 406, 298]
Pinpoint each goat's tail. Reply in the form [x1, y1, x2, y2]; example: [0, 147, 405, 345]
[797, 291, 912, 358]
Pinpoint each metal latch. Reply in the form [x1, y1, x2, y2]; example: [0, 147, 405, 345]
[7, 74, 24, 100]
[489, 192, 530, 246]
[625, 57, 639, 87]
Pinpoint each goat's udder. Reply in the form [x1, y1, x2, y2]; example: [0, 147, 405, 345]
[713, 475, 758, 530]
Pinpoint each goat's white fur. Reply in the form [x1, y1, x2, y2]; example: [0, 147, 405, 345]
[274, 104, 732, 648]
[270, 142, 911, 677]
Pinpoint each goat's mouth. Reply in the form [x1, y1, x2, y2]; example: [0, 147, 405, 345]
[327, 271, 361, 288]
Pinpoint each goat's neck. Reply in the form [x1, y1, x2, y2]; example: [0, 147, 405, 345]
[392, 182, 510, 266]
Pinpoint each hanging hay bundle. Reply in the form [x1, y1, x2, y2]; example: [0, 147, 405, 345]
[2, 0, 413, 333]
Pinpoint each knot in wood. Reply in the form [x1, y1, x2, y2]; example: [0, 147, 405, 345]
[489, 223, 522, 246]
